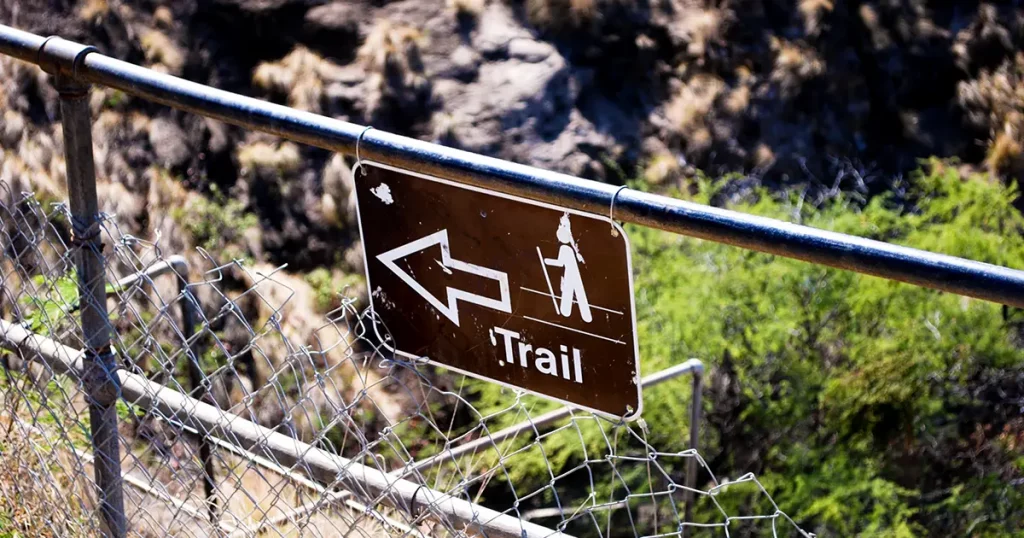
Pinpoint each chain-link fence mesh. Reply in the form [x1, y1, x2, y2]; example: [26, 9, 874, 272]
[0, 184, 813, 537]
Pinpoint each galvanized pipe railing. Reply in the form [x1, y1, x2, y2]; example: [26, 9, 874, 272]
[54, 69, 126, 538]
[0, 20, 1021, 537]
[0, 319, 569, 538]
[1, 24, 1022, 307]
[218, 359, 705, 537]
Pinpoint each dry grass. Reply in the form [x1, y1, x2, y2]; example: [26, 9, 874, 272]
[722, 85, 750, 116]
[237, 141, 303, 176]
[145, 163, 190, 210]
[227, 264, 379, 416]
[0, 443, 94, 537]
[769, 37, 825, 98]
[145, 165, 198, 255]
[959, 53, 1024, 179]
[799, 0, 833, 35]
[448, 0, 486, 17]
[676, 7, 725, 60]
[666, 74, 726, 155]
[0, 132, 66, 202]
[1, 110, 24, 148]
[252, 48, 343, 113]
[667, 74, 725, 132]
[140, 29, 185, 75]
[321, 153, 358, 227]
[357, 20, 429, 115]
[98, 180, 145, 232]
[526, 0, 599, 31]
[858, 3, 891, 49]
[0, 358, 400, 537]
[77, 0, 109, 22]
[0, 384, 97, 537]
[0, 192, 412, 537]
[643, 153, 680, 186]
[357, 20, 424, 77]
[753, 142, 776, 169]
[213, 450, 401, 537]
[986, 130, 1024, 177]
[0, 56, 56, 171]
[89, 110, 150, 194]
[0, 56, 45, 111]
[121, 433, 399, 537]
[153, 6, 174, 29]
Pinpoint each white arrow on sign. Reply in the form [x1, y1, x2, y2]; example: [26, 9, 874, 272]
[377, 229, 511, 327]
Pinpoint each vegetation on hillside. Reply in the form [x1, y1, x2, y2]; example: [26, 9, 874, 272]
[0, 369, 95, 538]
[459, 160, 1024, 536]
[1, 0, 1024, 534]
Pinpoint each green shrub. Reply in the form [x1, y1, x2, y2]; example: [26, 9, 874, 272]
[461, 160, 1024, 536]
[172, 184, 257, 259]
[304, 268, 365, 313]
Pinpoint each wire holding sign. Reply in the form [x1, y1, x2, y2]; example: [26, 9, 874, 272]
[355, 161, 642, 418]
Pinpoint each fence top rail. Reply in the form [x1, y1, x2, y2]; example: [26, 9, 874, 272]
[2, 24, 1024, 307]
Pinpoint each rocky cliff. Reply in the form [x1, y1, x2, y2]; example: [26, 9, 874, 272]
[3, 0, 1024, 432]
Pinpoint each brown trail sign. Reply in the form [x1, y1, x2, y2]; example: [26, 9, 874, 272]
[355, 162, 641, 418]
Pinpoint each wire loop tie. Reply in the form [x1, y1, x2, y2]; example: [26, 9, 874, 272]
[609, 185, 628, 237]
[355, 125, 374, 176]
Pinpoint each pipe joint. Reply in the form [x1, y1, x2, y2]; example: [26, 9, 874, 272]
[84, 347, 122, 407]
[38, 36, 97, 89]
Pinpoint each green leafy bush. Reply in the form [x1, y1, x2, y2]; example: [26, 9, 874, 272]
[172, 184, 257, 259]
[304, 268, 366, 313]
[18, 272, 78, 334]
[463, 160, 1024, 536]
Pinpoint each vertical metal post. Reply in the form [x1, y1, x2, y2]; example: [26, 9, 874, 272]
[683, 368, 703, 532]
[178, 280, 217, 521]
[55, 72, 127, 538]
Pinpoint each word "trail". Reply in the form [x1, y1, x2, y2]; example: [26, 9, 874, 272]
[491, 327, 584, 384]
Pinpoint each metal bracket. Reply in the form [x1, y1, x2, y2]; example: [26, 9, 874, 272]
[84, 345, 122, 407]
[37, 35, 97, 87]
[69, 215, 103, 249]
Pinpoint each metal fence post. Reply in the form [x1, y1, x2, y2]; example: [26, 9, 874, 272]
[683, 364, 704, 534]
[178, 280, 218, 521]
[54, 70, 127, 538]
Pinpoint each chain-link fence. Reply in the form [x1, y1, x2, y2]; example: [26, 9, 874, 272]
[0, 184, 814, 538]
[8, 19, 1024, 537]
[0, 24, 821, 538]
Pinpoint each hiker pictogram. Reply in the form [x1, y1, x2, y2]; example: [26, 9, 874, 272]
[539, 213, 593, 323]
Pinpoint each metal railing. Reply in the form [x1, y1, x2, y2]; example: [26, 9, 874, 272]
[0, 20, 1021, 538]
[0, 319, 571, 538]
[2, 24, 1022, 308]
[0, 315, 703, 538]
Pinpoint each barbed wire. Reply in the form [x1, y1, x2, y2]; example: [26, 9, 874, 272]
[0, 184, 813, 537]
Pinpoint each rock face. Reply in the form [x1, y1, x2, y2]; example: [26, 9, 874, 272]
[429, 4, 615, 178]
[4, 4, 1024, 527]
[148, 118, 191, 170]
[3, 0, 1024, 266]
